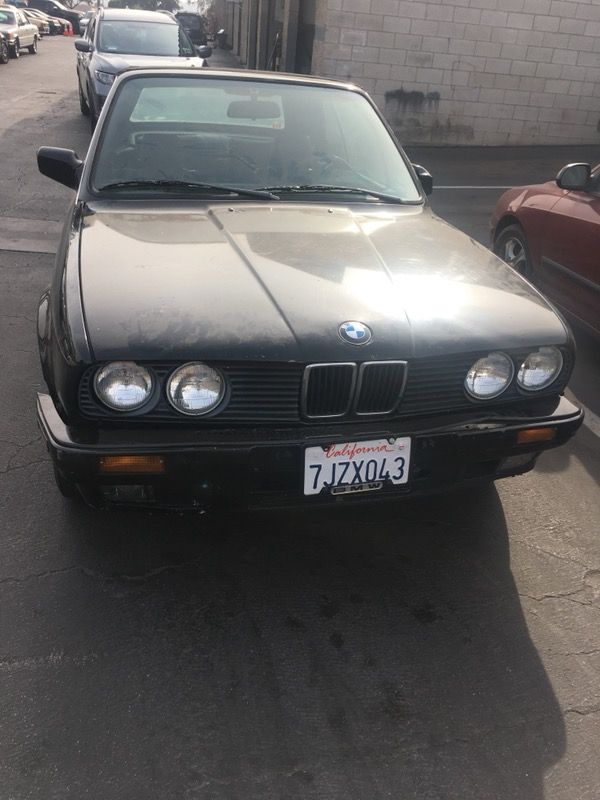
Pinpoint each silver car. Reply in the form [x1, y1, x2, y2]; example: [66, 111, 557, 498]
[0, 5, 38, 58]
[75, 6, 210, 131]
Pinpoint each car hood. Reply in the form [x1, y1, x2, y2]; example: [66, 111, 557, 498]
[79, 202, 568, 362]
[92, 52, 205, 73]
[0, 23, 18, 34]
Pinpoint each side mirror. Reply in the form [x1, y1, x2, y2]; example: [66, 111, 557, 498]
[196, 44, 212, 59]
[556, 162, 591, 191]
[412, 163, 433, 196]
[37, 147, 83, 190]
[74, 38, 91, 53]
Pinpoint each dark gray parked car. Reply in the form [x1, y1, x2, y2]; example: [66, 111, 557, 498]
[35, 69, 583, 510]
[75, 7, 210, 129]
[26, 0, 82, 34]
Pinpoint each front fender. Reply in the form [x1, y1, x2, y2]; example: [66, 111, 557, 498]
[43, 202, 92, 419]
[490, 187, 528, 241]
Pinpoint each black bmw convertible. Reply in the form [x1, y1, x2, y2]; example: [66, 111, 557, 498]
[35, 68, 583, 509]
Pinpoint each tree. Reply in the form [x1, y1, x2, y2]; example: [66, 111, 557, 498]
[157, 0, 180, 11]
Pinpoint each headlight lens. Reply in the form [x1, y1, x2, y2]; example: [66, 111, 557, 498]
[94, 70, 115, 86]
[94, 361, 153, 411]
[465, 352, 514, 399]
[517, 346, 563, 391]
[167, 362, 225, 416]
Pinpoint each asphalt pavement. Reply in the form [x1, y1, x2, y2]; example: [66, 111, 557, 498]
[0, 37, 599, 800]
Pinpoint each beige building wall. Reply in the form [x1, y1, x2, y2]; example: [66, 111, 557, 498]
[310, 0, 600, 145]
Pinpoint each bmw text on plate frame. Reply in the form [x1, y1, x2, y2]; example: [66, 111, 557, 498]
[34, 67, 584, 510]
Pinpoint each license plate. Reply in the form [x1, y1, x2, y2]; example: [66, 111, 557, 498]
[303, 437, 411, 496]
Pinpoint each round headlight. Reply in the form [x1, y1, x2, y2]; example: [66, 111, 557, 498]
[167, 362, 225, 416]
[465, 352, 514, 399]
[94, 361, 153, 411]
[517, 346, 563, 391]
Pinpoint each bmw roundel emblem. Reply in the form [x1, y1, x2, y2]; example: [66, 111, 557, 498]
[339, 321, 372, 345]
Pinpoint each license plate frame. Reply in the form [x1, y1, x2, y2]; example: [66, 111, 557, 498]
[303, 437, 411, 496]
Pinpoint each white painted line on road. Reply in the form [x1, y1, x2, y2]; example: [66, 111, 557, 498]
[580, 405, 600, 438]
[566, 389, 600, 439]
[436, 185, 514, 190]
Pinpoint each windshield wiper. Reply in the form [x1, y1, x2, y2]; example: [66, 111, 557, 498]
[259, 185, 408, 203]
[96, 180, 280, 200]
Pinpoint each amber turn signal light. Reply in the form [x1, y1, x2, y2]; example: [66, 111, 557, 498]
[98, 455, 165, 474]
[516, 428, 557, 445]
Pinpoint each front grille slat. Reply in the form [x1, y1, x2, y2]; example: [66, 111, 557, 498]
[355, 361, 407, 415]
[302, 363, 356, 418]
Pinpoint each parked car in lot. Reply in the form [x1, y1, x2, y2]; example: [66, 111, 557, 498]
[21, 6, 62, 35]
[56, 16, 72, 35]
[79, 8, 93, 32]
[35, 69, 583, 510]
[75, 7, 211, 130]
[0, 5, 38, 57]
[0, 30, 9, 63]
[492, 163, 600, 338]
[175, 11, 207, 45]
[26, 0, 81, 34]
[21, 7, 49, 36]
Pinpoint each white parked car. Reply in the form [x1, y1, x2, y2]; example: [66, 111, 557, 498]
[0, 5, 38, 57]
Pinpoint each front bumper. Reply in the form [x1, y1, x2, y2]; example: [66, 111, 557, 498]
[37, 393, 584, 510]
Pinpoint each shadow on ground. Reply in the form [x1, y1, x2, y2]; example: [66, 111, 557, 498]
[3, 481, 565, 799]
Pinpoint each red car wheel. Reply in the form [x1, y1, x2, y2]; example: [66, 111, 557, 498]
[494, 224, 532, 278]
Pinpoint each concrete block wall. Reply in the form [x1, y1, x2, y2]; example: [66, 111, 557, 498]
[311, 0, 600, 144]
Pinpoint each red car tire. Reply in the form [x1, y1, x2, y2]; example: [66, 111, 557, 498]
[494, 224, 532, 279]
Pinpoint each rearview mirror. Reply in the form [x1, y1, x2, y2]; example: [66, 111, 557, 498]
[556, 162, 591, 191]
[74, 38, 91, 53]
[412, 164, 433, 196]
[196, 44, 212, 59]
[37, 147, 83, 190]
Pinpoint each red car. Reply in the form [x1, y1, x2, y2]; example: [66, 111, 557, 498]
[492, 162, 599, 337]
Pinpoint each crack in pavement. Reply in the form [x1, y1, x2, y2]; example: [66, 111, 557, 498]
[0, 558, 206, 587]
[0, 458, 49, 476]
[519, 590, 598, 610]
[0, 314, 36, 323]
[560, 649, 600, 657]
[0, 434, 42, 450]
[564, 703, 600, 718]
[0, 435, 47, 475]
[0, 564, 84, 585]
[0, 650, 99, 672]
[512, 537, 593, 571]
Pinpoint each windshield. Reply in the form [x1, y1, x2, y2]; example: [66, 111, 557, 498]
[97, 20, 194, 57]
[0, 10, 17, 24]
[177, 14, 202, 28]
[91, 76, 422, 202]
